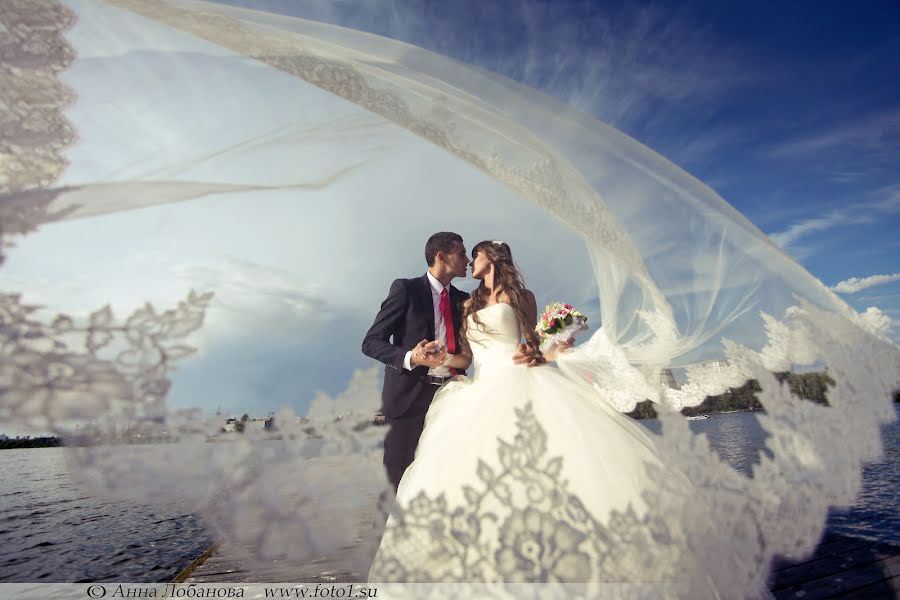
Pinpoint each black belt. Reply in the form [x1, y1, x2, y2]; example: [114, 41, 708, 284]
[420, 374, 451, 386]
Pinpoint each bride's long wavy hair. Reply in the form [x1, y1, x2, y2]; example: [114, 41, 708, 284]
[462, 241, 540, 351]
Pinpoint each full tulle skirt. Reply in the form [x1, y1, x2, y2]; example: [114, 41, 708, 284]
[369, 361, 706, 592]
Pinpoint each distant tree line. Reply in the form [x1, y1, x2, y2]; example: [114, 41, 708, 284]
[231, 413, 250, 433]
[627, 371, 836, 420]
[0, 436, 61, 450]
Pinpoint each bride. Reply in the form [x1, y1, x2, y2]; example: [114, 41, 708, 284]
[369, 240, 696, 586]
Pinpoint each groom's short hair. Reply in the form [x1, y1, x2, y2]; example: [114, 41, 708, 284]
[425, 232, 463, 266]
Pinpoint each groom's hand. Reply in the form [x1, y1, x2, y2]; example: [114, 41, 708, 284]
[412, 340, 447, 368]
[513, 343, 546, 367]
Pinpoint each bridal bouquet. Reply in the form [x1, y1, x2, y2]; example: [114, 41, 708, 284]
[535, 302, 588, 353]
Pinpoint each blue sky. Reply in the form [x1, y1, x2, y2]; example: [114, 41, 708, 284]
[2, 0, 898, 427]
[215, 0, 900, 324]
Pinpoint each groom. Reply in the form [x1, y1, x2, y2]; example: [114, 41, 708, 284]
[362, 232, 470, 491]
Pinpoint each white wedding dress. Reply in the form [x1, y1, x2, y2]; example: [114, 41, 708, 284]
[369, 303, 700, 588]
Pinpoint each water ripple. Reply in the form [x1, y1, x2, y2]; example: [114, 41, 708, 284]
[0, 447, 211, 582]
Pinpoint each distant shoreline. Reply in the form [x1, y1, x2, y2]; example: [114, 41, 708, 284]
[0, 436, 61, 450]
[630, 406, 763, 421]
[4, 386, 897, 447]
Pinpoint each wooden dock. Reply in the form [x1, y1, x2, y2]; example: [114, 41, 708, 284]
[769, 531, 900, 599]
[177, 513, 899, 598]
[175, 497, 379, 584]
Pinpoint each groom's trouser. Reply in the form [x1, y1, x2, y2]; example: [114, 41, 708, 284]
[383, 383, 440, 491]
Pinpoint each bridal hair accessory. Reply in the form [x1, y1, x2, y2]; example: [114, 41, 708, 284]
[536, 302, 589, 353]
[491, 240, 506, 245]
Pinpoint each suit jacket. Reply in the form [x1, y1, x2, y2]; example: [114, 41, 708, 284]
[362, 274, 469, 419]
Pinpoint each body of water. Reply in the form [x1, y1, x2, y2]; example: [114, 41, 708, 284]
[0, 448, 211, 582]
[641, 407, 900, 546]
[0, 407, 896, 581]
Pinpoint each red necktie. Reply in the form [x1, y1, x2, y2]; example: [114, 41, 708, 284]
[439, 288, 457, 375]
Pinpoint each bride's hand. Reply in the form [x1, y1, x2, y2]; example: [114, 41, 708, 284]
[532, 338, 575, 363]
[556, 337, 575, 355]
[512, 343, 545, 367]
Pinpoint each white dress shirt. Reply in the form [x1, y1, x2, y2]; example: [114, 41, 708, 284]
[403, 271, 453, 377]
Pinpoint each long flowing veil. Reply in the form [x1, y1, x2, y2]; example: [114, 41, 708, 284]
[2, 0, 898, 596]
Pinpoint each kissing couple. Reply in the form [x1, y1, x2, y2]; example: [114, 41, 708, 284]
[362, 231, 671, 583]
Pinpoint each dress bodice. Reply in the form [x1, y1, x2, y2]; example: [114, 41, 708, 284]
[465, 303, 522, 372]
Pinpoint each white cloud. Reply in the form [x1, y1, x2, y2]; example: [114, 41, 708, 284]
[768, 211, 857, 248]
[173, 256, 331, 324]
[769, 189, 900, 250]
[832, 273, 900, 294]
[306, 366, 382, 419]
[543, 6, 751, 129]
[874, 184, 900, 211]
[854, 306, 896, 339]
[767, 106, 900, 159]
[762, 107, 900, 187]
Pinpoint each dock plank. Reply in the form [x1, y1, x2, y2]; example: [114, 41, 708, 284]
[833, 576, 900, 600]
[771, 555, 900, 600]
[770, 544, 898, 588]
[770, 540, 900, 600]
[183, 496, 378, 584]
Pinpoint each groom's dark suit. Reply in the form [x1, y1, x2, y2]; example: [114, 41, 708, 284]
[362, 274, 468, 490]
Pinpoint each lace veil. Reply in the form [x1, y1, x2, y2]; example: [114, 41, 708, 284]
[2, 0, 898, 595]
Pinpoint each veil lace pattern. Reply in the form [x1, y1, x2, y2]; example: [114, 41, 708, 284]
[1, 1, 897, 596]
[0, 0, 212, 434]
[0, 0, 78, 196]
